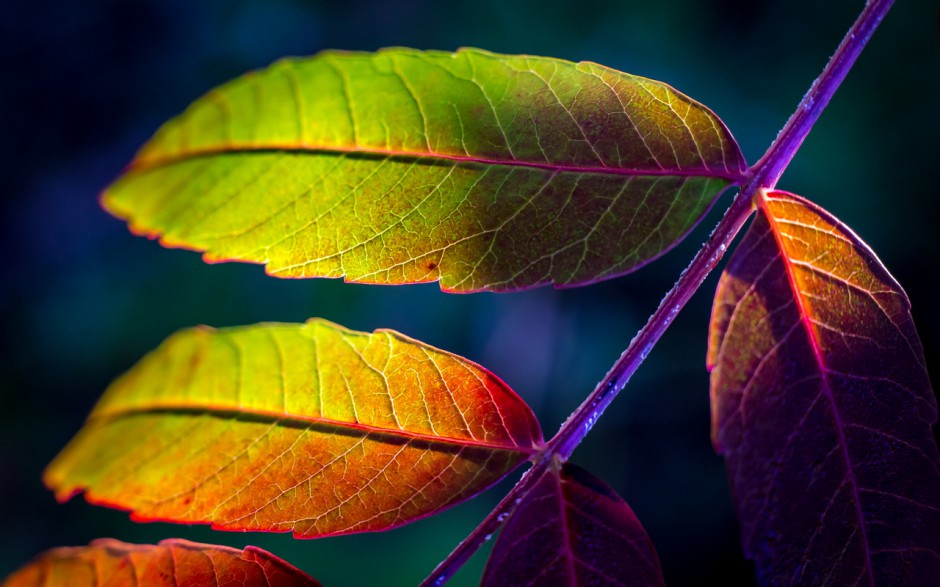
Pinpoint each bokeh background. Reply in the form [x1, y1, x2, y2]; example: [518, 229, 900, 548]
[2, 0, 937, 585]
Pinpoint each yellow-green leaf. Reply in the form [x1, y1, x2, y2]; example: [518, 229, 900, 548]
[44, 319, 543, 537]
[104, 48, 746, 292]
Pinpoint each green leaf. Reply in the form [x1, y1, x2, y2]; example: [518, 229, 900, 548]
[104, 48, 746, 292]
[44, 319, 543, 537]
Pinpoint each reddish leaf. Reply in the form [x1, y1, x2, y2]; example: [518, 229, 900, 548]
[44, 319, 542, 537]
[707, 190, 940, 584]
[102, 48, 746, 292]
[481, 459, 664, 586]
[2, 538, 319, 587]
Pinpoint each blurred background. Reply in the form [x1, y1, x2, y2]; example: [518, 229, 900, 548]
[1, 0, 937, 585]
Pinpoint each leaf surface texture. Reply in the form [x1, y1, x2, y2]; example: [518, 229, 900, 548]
[2, 538, 319, 587]
[707, 190, 940, 585]
[104, 48, 746, 291]
[481, 460, 664, 586]
[45, 319, 542, 537]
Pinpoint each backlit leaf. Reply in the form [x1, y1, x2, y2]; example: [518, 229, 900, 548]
[103, 48, 746, 292]
[2, 538, 319, 587]
[44, 319, 543, 537]
[707, 190, 940, 585]
[481, 459, 664, 586]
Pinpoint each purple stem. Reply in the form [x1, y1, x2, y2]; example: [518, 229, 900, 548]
[751, 0, 894, 189]
[420, 1, 894, 584]
[419, 460, 546, 587]
[554, 0, 894, 457]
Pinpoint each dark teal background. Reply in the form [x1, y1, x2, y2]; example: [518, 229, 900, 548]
[2, 1, 938, 585]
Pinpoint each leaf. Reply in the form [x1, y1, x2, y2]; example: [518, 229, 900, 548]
[44, 319, 543, 537]
[481, 459, 664, 586]
[707, 190, 940, 585]
[103, 48, 746, 292]
[2, 538, 320, 587]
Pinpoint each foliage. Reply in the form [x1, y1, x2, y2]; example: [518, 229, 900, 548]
[45, 320, 542, 536]
[4, 1, 938, 586]
[103, 47, 744, 292]
[708, 190, 939, 584]
[3, 539, 319, 587]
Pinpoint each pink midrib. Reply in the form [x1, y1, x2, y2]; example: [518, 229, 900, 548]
[760, 192, 875, 586]
[130, 143, 746, 182]
[555, 468, 580, 587]
[89, 401, 542, 455]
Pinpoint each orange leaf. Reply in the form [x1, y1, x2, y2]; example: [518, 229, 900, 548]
[2, 538, 320, 587]
[44, 319, 543, 537]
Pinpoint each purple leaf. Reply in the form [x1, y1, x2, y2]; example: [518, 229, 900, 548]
[481, 459, 664, 586]
[707, 190, 940, 585]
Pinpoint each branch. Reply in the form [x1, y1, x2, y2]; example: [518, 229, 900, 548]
[752, 0, 894, 188]
[553, 0, 894, 458]
[420, 1, 894, 583]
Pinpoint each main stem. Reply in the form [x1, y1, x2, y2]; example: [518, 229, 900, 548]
[421, 1, 893, 584]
